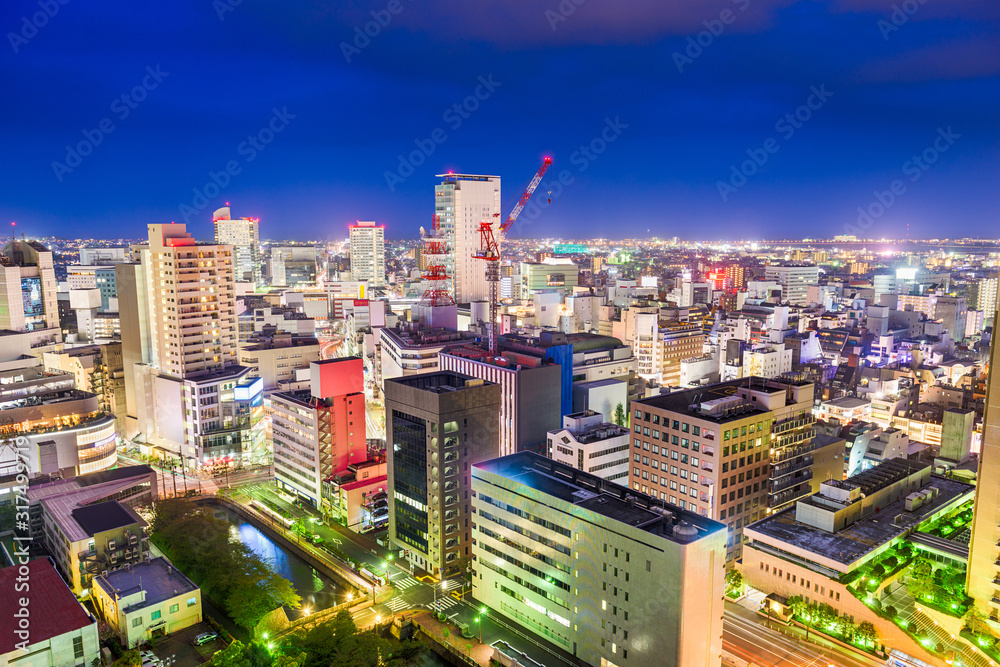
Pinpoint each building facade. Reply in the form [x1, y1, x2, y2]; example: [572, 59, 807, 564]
[472, 452, 726, 667]
[547, 410, 630, 482]
[435, 173, 500, 304]
[349, 221, 386, 286]
[385, 371, 499, 578]
[213, 206, 262, 286]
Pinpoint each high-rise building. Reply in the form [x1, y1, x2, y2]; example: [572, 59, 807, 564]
[435, 173, 500, 303]
[270, 246, 318, 287]
[272, 358, 367, 507]
[213, 206, 262, 286]
[349, 220, 386, 286]
[385, 371, 499, 578]
[966, 315, 1000, 624]
[121, 224, 264, 466]
[472, 452, 726, 667]
[0, 238, 60, 335]
[934, 295, 968, 343]
[763, 265, 819, 306]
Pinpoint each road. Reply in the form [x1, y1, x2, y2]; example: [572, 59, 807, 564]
[118, 452, 273, 498]
[723, 604, 884, 667]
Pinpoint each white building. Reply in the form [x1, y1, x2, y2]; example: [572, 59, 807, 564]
[546, 410, 629, 482]
[763, 265, 819, 305]
[213, 206, 262, 286]
[349, 221, 386, 286]
[742, 343, 793, 379]
[472, 452, 726, 667]
[435, 173, 500, 303]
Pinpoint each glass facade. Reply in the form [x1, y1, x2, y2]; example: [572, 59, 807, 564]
[391, 409, 428, 552]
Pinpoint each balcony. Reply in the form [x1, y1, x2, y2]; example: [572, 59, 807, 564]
[771, 455, 813, 479]
[769, 470, 812, 494]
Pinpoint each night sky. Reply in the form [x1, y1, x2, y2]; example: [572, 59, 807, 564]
[2, 0, 998, 241]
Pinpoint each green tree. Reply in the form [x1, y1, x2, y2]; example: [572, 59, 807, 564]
[725, 570, 743, 596]
[210, 641, 254, 667]
[965, 606, 991, 636]
[907, 558, 935, 601]
[855, 621, 878, 647]
[285, 610, 390, 667]
[613, 403, 627, 427]
[835, 616, 856, 640]
[111, 651, 141, 667]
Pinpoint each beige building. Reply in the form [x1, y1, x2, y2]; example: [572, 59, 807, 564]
[213, 205, 261, 285]
[0, 238, 60, 335]
[238, 333, 320, 392]
[435, 173, 500, 304]
[967, 306, 1000, 626]
[349, 221, 386, 286]
[93, 557, 202, 648]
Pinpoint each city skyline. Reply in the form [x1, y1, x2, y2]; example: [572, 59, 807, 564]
[2, 1, 998, 241]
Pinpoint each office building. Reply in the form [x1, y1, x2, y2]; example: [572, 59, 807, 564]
[547, 410, 630, 482]
[763, 265, 819, 306]
[378, 325, 475, 384]
[0, 558, 100, 667]
[213, 205, 262, 285]
[385, 371, 499, 578]
[270, 246, 318, 287]
[520, 259, 579, 299]
[43, 342, 128, 436]
[435, 173, 500, 303]
[439, 344, 562, 456]
[272, 358, 367, 507]
[933, 295, 967, 343]
[93, 557, 202, 648]
[349, 220, 386, 286]
[237, 333, 320, 393]
[472, 452, 726, 667]
[0, 238, 60, 335]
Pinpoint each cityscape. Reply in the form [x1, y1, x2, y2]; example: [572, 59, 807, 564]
[2, 3, 999, 667]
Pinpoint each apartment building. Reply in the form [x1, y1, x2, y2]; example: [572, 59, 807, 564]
[213, 205, 262, 285]
[435, 173, 500, 303]
[0, 238, 60, 336]
[237, 333, 320, 392]
[763, 265, 819, 306]
[472, 452, 726, 667]
[385, 371, 499, 578]
[271, 358, 367, 507]
[349, 220, 386, 286]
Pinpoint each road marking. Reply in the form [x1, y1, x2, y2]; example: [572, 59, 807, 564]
[394, 576, 419, 590]
[429, 597, 458, 612]
[384, 598, 409, 612]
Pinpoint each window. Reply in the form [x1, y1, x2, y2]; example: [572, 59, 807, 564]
[73, 636, 84, 659]
[133, 617, 143, 627]
[187, 597, 197, 607]
[169, 604, 179, 614]
[151, 610, 161, 621]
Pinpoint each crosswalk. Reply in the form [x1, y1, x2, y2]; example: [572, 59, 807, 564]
[383, 597, 409, 612]
[429, 596, 458, 612]
[393, 576, 420, 590]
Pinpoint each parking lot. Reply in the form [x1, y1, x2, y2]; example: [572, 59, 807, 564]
[146, 623, 219, 665]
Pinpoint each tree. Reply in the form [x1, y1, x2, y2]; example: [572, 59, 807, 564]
[613, 403, 627, 427]
[907, 558, 936, 601]
[210, 641, 254, 667]
[725, 570, 743, 595]
[965, 606, 991, 636]
[284, 610, 391, 667]
[111, 651, 141, 667]
[855, 621, 878, 647]
[835, 616, 856, 640]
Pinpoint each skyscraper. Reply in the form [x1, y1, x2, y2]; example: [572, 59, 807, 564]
[435, 173, 500, 304]
[348, 220, 385, 286]
[213, 206, 262, 286]
[966, 305, 1000, 624]
[121, 223, 264, 466]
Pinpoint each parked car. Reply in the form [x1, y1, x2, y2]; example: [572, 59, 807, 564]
[193, 631, 218, 646]
[359, 524, 375, 534]
[308, 533, 324, 545]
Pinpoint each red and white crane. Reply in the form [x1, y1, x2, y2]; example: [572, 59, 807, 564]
[472, 157, 553, 356]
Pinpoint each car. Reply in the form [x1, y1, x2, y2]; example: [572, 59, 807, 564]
[193, 631, 218, 646]
[139, 650, 159, 666]
[359, 524, 375, 534]
[308, 534, 324, 545]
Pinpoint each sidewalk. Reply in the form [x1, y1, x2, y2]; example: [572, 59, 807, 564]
[409, 610, 492, 667]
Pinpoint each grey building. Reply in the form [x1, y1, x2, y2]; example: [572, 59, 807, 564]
[385, 371, 500, 579]
[473, 452, 726, 667]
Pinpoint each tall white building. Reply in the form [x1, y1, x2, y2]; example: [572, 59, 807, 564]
[349, 221, 386, 286]
[763, 265, 819, 306]
[435, 173, 500, 304]
[213, 206, 262, 286]
[121, 224, 265, 466]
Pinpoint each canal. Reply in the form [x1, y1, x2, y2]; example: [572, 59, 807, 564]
[215, 506, 346, 614]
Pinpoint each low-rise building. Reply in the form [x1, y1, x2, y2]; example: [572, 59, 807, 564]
[238, 333, 320, 393]
[0, 558, 101, 667]
[472, 452, 726, 667]
[93, 556, 202, 648]
[547, 410, 630, 483]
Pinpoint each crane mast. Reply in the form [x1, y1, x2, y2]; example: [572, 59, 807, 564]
[472, 157, 552, 357]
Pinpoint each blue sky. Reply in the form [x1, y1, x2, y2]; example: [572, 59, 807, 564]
[1, 0, 997, 241]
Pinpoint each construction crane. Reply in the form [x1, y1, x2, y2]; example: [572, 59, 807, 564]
[473, 157, 553, 357]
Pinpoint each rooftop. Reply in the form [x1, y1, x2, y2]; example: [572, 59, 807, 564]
[385, 371, 492, 394]
[0, 558, 93, 653]
[94, 557, 198, 614]
[635, 377, 771, 423]
[71, 500, 145, 537]
[474, 452, 725, 544]
[822, 396, 871, 409]
[747, 472, 973, 566]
